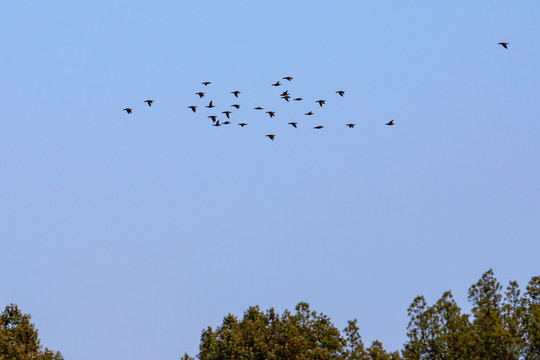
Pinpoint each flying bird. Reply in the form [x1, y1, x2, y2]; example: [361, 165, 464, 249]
[222, 111, 232, 119]
[266, 134, 276, 141]
[188, 106, 197, 113]
[208, 115, 217, 122]
[280, 90, 289, 96]
[231, 104, 241, 109]
[293, 98, 303, 101]
[206, 100, 215, 108]
[282, 76, 293, 81]
[386, 120, 395, 126]
[266, 111, 275, 118]
[202, 82, 211, 86]
[223, 121, 231, 125]
[231, 90, 241, 97]
[498, 42, 509, 49]
[213, 120, 221, 127]
[195, 92, 205, 98]
[144, 100, 154, 107]
[336, 91, 345, 97]
[271, 81, 281, 86]
[254, 107, 264, 110]
[288, 122, 297, 128]
[346, 123, 355, 128]
[238, 123, 247, 127]
[281, 95, 291, 102]
[315, 100, 326, 107]
[305, 111, 314, 115]
[123, 108, 132, 114]
[314, 126, 324, 129]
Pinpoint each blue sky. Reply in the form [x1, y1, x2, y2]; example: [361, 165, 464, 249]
[1, 1, 539, 359]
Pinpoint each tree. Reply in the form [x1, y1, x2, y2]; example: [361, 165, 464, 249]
[0, 304, 63, 360]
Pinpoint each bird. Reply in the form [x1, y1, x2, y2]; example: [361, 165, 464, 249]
[188, 106, 197, 113]
[305, 111, 314, 115]
[288, 122, 298, 128]
[346, 123, 355, 128]
[202, 82, 211, 86]
[231, 104, 241, 109]
[336, 91, 345, 97]
[231, 90, 241, 97]
[314, 126, 324, 129]
[266, 134, 276, 141]
[144, 100, 154, 107]
[386, 120, 395, 126]
[282, 76, 293, 81]
[195, 92, 205, 98]
[223, 121, 231, 125]
[266, 111, 275, 118]
[238, 123, 247, 127]
[222, 111, 232, 119]
[206, 100, 215, 108]
[213, 120, 221, 127]
[293, 98, 303, 101]
[315, 100, 326, 107]
[123, 108, 132, 114]
[281, 95, 291, 102]
[208, 115, 217, 122]
[498, 42, 509, 49]
[254, 107, 264, 110]
[280, 90, 289, 97]
[271, 81, 281, 86]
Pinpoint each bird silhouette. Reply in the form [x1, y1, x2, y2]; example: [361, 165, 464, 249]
[231, 91, 241, 97]
[202, 82, 211, 86]
[281, 95, 291, 102]
[386, 120, 395, 126]
[254, 107, 264, 110]
[346, 123, 355, 128]
[208, 115, 217, 122]
[315, 100, 326, 107]
[266, 134, 276, 140]
[282, 76, 293, 81]
[188, 106, 197, 113]
[223, 121, 231, 125]
[231, 104, 241, 109]
[266, 111, 275, 118]
[144, 100, 154, 107]
[336, 91, 345, 97]
[123, 108, 132, 114]
[280, 90, 289, 96]
[206, 100, 215, 108]
[271, 81, 281, 86]
[222, 111, 232, 119]
[213, 120, 221, 127]
[293, 98, 303, 101]
[314, 126, 324, 129]
[288, 122, 298, 128]
[498, 42, 509, 49]
[305, 111, 314, 115]
[238, 123, 247, 127]
[195, 92, 205, 98]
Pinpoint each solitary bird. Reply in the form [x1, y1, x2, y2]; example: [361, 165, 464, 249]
[346, 123, 355, 128]
[196, 92, 205, 98]
[208, 115, 217, 122]
[144, 100, 154, 107]
[498, 42, 509, 49]
[213, 120, 221, 127]
[386, 120, 395, 126]
[223, 121, 231, 125]
[314, 126, 324, 129]
[315, 100, 326, 107]
[266, 111, 275, 118]
[222, 111, 232, 119]
[231, 90, 241, 97]
[123, 108, 132, 114]
[305, 111, 314, 115]
[202, 82, 211, 86]
[336, 91, 345, 97]
[238, 123, 247, 127]
[282, 76, 293, 81]
[271, 81, 281, 86]
[281, 95, 291, 102]
[288, 122, 298, 128]
[266, 134, 276, 141]
[293, 98, 303, 101]
[206, 100, 215, 108]
[188, 106, 197, 113]
[231, 104, 241, 109]
[254, 107, 264, 110]
[280, 90, 289, 96]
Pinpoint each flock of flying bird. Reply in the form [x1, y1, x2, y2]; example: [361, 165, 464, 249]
[122, 43, 509, 140]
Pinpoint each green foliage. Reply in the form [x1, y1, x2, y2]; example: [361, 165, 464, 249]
[0, 304, 63, 360]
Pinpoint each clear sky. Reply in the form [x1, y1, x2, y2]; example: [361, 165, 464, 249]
[1, 1, 539, 359]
